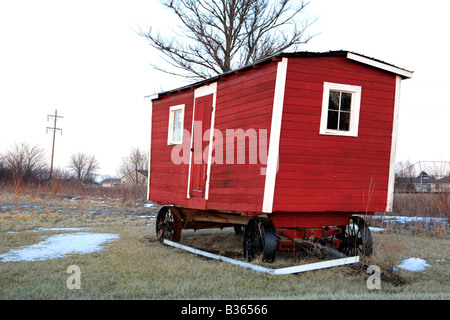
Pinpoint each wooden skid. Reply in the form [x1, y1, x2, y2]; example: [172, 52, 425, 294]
[163, 239, 359, 275]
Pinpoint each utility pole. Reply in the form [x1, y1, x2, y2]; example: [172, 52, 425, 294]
[47, 109, 63, 180]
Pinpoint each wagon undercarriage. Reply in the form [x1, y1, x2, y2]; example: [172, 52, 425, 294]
[155, 206, 373, 263]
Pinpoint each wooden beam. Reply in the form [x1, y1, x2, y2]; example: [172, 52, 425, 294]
[163, 240, 359, 275]
[181, 208, 251, 226]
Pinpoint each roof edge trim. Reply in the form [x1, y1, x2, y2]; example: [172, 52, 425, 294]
[346, 52, 413, 79]
[145, 94, 160, 101]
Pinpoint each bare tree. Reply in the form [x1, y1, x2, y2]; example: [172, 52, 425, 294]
[394, 160, 417, 193]
[0, 153, 11, 181]
[395, 160, 416, 179]
[69, 153, 100, 183]
[139, 0, 316, 80]
[119, 147, 149, 186]
[3, 143, 47, 192]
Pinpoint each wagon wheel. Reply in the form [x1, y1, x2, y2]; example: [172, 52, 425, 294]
[155, 206, 183, 242]
[243, 218, 277, 262]
[337, 216, 373, 257]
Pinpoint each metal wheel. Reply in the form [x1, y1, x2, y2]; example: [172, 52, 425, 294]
[337, 216, 373, 256]
[156, 206, 183, 242]
[243, 218, 277, 262]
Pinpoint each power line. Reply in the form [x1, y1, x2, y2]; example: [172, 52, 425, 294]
[46, 109, 63, 180]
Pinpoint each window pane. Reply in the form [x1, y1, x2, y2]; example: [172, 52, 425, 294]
[327, 110, 338, 130]
[339, 111, 350, 131]
[328, 91, 340, 110]
[172, 110, 182, 142]
[341, 92, 352, 111]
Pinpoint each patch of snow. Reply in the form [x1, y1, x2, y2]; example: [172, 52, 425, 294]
[134, 215, 155, 219]
[34, 227, 89, 232]
[372, 215, 447, 224]
[369, 227, 385, 232]
[0, 232, 120, 262]
[90, 200, 105, 204]
[7, 227, 88, 234]
[144, 203, 155, 208]
[394, 258, 431, 272]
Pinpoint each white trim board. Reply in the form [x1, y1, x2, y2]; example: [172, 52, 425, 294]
[194, 82, 217, 98]
[163, 239, 359, 275]
[147, 99, 153, 200]
[346, 52, 413, 79]
[386, 76, 402, 212]
[262, 57, 289, 213]
[204, 91, 217, 200]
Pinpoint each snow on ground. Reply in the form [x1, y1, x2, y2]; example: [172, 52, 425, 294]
[7, 227, 88, 234]
[372, 215, 448, 224]
[0, 228, 120, 262]
[394, 258, 431, 272]
[143, 203, 155, 208]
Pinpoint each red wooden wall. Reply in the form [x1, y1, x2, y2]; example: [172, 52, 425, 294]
[149, 90, 193, 208]
[207, 62, 277, 212]
[273, 56, 397, 213]
[149, 62, 278, 212]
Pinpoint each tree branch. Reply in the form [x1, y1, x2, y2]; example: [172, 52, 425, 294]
[139, 0, 316, 80]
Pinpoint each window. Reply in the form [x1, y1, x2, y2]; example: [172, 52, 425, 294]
[320, 82, 361, 137]
[168, 104, 185, 145]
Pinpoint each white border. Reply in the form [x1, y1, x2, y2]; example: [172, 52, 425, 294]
[194, 83, 217, 98]
[319, 82, 362, 137]
[347, 52, 413, 79]
[164, 239, 359, 275]
[167, 104, 185, 145]
[187, 83, 217, 199]
[146, 98, 153, 200]
[262, 58, 288, 213]
[386, 76, 402, 212]
[147, 94, 159, 101]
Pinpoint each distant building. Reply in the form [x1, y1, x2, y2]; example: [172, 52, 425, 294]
[121, 170, 148, 186]
[396, 171, 450, 193]
[100, 178, 121, 188]
[431, 176, 450, 193]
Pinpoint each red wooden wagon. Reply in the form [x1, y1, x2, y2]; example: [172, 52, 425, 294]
[147, 51, 413, 262]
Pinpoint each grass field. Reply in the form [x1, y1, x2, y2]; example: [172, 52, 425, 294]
[0, 190, 449, 300]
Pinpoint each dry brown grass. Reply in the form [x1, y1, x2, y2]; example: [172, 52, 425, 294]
[393, 193, 449, 220]
[1, 189, 449, 300]
[1, 181, 148, 207]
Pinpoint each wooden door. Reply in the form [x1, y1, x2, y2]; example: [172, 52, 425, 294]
[190, 93, 213, 198]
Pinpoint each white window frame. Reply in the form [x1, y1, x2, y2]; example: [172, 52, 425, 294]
[319, 82, 362, 137]
[167, 104, 185, 145]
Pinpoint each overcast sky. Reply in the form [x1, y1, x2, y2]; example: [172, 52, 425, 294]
[0, 0, 449, 179]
